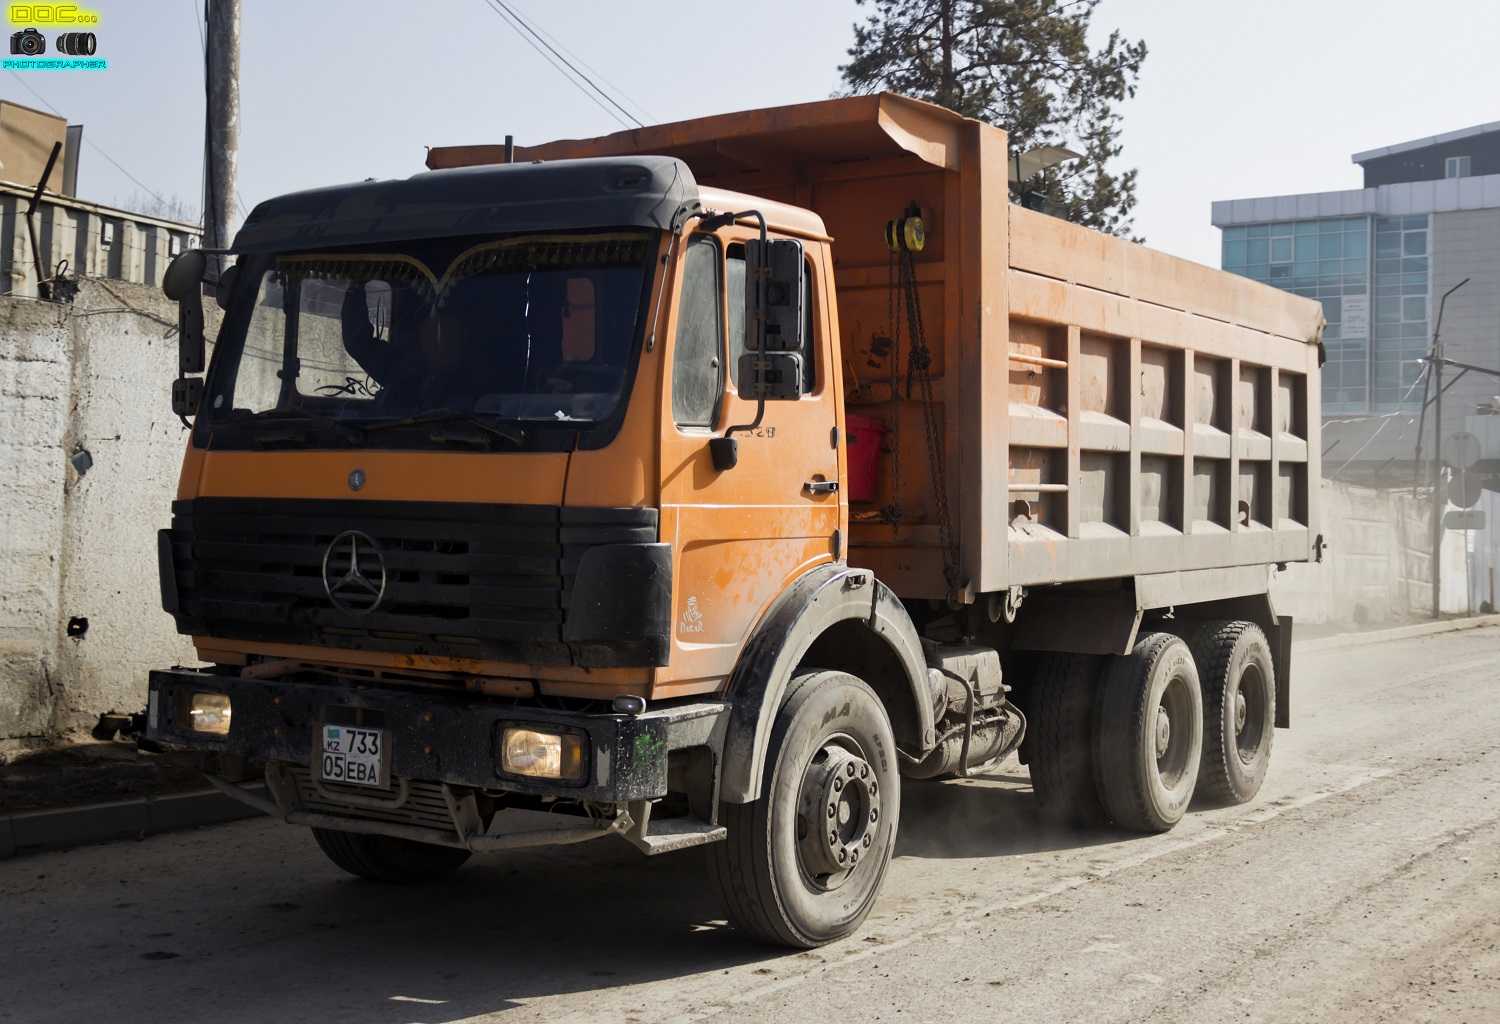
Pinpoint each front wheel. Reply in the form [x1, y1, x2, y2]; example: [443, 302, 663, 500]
[707, 670, 900, 948]
[312, 827, 471, 883]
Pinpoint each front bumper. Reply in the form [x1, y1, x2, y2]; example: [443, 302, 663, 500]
[146, 668, 725, 806]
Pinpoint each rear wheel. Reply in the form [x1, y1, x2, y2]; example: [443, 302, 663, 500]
[312, 827, 471, 883]
[707, 670, 899, 948]
[1027, 653, 1108, 827]
[1094, 632, 1202, 833]
[1189, 620, 1275, 805]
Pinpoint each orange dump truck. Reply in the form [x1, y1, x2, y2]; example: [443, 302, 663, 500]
[147, 93, 1323, 947]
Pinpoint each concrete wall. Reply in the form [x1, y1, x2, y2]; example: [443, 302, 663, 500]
[1, 281, 197, 750]
[1272, 479, 1472, 625]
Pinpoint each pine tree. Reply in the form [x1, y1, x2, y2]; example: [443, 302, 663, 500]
[841, 0, 1146, 238]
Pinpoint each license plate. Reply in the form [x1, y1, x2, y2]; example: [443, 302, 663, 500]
[319, 724, 386, 788]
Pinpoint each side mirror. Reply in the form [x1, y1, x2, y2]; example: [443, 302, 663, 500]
[737, 350, 804, 400]
[742, 237, 804, 401]
[215, 262, 240, 311]
[171, 377, 204, 417]
[162, 249, 207, 375]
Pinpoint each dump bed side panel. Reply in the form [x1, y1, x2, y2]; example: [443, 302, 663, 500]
[1003, 206, 1323, 591]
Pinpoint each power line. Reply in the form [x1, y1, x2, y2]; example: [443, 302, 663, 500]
[191, 0, 205, 55]
[6, 71, 173, 207]
[478, 0, 630, 130]
[477, 0, 642, 130]
[509, 2, 657, 125]
[495, 0, 643, 128]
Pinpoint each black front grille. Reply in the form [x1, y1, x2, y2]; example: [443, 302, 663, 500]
[165, 498, 658, 666]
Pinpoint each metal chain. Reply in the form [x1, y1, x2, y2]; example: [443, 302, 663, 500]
[899, 247, 961, 598]
[882, 248, 904, 524]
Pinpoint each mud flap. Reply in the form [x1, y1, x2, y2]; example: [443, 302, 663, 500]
[1274, 615, 1292, 729]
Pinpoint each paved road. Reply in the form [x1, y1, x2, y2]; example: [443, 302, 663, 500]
[4, 625, 1499, 1024]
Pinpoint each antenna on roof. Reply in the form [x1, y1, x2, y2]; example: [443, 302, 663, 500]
[504, 135, 515, 164]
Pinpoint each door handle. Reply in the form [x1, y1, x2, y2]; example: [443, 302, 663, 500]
[804, 479, 839, 496]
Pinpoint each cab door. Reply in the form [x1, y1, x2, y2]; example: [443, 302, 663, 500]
[655, 226, 843, 697]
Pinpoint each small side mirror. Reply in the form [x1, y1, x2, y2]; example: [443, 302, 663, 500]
[744, 238, 804, 398]
[215, 263, 240, 311]
[737, 351, 804, 401]
[171, 376, 204, 417]
[162, 249, 207, 375]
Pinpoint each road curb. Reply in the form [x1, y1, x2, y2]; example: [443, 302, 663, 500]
[1298, 614, 1500, 653]
[0, 786, 265, 861]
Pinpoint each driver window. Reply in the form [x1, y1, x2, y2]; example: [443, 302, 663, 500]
[672, 236, 723, 429]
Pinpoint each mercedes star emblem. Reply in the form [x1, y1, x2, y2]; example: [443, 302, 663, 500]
[322, 530, 387, 614]
[348, 468, 366, 492]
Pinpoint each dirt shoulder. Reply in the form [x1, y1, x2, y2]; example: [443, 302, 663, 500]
[0, 742, 211, 815]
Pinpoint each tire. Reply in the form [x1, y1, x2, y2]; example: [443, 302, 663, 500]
[1094, 632, 1203, 833]
[1028, 653, 1108, 827]
[707, 670, 900, 948]
[1189, 620, 1275, 805]
[312, 827, 471, 883]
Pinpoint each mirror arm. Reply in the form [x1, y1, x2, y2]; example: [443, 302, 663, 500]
[713, 207, 769, 461]
[724, 397, 765, 440]
[687, 208, 767, 245]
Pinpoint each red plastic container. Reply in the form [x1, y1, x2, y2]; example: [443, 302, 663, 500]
[845, 412, 886, 503]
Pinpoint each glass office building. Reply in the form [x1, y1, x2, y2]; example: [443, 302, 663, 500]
[1220, 215, 1430, 416]
[1211, 121, 1500, 421]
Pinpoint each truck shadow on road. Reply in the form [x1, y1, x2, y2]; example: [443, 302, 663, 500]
[895, 770, 1123, 859]
[5, 772, 1123, 1024]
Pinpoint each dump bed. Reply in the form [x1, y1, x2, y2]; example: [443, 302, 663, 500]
[429, 93, 1324, 603]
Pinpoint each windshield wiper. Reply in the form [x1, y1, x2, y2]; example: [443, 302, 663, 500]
[359, 410, 525, 447]
[241, 410, 366, 446]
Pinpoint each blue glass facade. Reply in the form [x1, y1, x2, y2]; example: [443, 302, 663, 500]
[1221, 215, 1431, 415]
[1371, 216, 1432, 409]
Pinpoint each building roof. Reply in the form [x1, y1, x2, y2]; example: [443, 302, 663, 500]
[1351, 121, 1500, 165]
[1211, 172, 1500, 227]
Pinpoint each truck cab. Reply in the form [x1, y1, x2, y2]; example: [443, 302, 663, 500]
[149, 94, 1321, 949]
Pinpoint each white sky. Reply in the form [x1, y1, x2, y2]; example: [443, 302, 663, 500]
[4, 0, 1498, 266]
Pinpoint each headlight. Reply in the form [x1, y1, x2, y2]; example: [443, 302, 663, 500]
[499, 726, 585, 781]
[187, 691, 232, 735]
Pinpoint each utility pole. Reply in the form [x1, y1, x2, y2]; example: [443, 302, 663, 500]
[1427, 279, 1469, 619]
[204, 0, 240, 270]
[938, 0, 955, 110]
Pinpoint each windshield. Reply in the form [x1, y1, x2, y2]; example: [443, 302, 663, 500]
[200, 230, 656, 450]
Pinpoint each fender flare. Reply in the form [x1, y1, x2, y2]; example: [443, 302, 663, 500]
[718, 563, 935, 804]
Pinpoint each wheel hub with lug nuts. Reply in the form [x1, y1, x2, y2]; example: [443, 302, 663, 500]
[1155, 707, 1172, 760]
[1234, 689, 1248, 734]
[797, 743, 880, 888]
